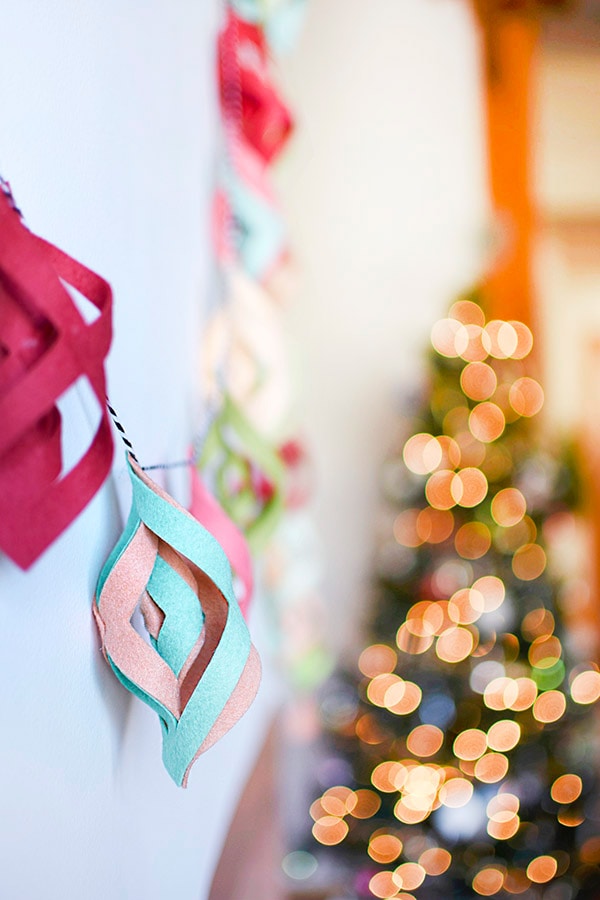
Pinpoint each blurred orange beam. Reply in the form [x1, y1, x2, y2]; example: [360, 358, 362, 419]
[474, 4, 540, 328]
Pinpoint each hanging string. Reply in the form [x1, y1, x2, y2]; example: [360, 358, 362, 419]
[105, 399, 139, 464]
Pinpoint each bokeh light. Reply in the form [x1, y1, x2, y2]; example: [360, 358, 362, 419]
[526, 856, 557, 884]
[491, 488, 526, 526]
[461, 361, 497, 401]
[551, 774, 582, 804]
[571, 669, 600, 704]
[436, 626, 475, 663]
[454, 522, 491, 559]
[512, 543, 547, 580]
[426, 470, 456, 510]
[533, 690, 566, 723]
[485, 320, 518, 358]
[368, 833, 404, 864]
[312, 815, 349, 845]
[486, 720, 521, 752]
[472, 866, 505, 895]
[469, 402, 506, 443]
[359, 644, 397, 678]
[474, 752, 509, 783]
[368, 870, 400, 899]
[403, 433, 443, 475]
[509, 377, 544, 417]
[451, 468, 488, 507]
[419, 847, 452, 875]
[393, 862, 426, 891]
[406, 724, 444, 757]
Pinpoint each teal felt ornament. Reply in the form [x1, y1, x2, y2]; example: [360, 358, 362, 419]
[93, 455, 261, 787]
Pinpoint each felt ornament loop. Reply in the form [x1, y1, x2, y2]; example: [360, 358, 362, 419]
[199, 395, 286, 552]
[219, 10, 294, 164]
[94, 456, 260, 787]
[0, 190, 113, 568]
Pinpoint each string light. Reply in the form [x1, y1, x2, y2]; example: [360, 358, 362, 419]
[307, 310, 600, 898]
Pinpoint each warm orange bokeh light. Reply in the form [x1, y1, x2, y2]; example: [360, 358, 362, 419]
[312, 816, 349, 846]
[533, 690, 566, 723]
[393, 862, 426, 891]
[368, 833, 403, 865]
[512, 543, 546, 580]
[551, 774, 582, 805]
[368, 870, 400, 899]
[455, 522, 491, 559]
[351, 789, 382, 819]
[491, 488, 526, 526]
[426, 469, 457, 510]
[469, 402, 506, 443]
[474, 752, 509, 784]
[571, 669, 600, 705]
[461, 361, 497, 401]
[509, 377, 544, 417]
[358, 644, 397, 678]
[417, 507, 454, 544]
[451, 468, 489, 507]
[526, 856, 557, 884]
[454, 728, 487, 760]
[403, 433, 443, 475]
[486, 720, 521, 752]
[472, 866, 505, 896]
[419, 847, 452, 876]
[407, 724, 444, 757]
[436, 626, 475, 663]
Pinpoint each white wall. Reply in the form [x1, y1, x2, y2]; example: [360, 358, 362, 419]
[276, 0, 489, 654]
[0, 4, 278, 898]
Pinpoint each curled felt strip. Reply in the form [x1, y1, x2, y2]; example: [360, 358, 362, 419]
[219, 9, 293, 164]
[189, 461, 254, 619]
[94, 455, 260, 787]
[199, 394, 285, 552]
[0, 190, 113, 568]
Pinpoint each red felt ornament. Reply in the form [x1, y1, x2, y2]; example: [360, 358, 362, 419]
[219, 9, 293, 164]
[0, 190, 113, 568]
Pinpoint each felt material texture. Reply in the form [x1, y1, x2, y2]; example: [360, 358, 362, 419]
[94, 455, 261, 787]
[0, 189, 113, 568]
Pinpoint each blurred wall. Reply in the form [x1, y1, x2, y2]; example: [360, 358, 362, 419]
[0, 3, 279, 898]
[276, 0, 490, 655]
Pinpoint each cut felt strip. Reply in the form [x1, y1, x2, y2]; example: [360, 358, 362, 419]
[0, 190, 113, 568]
[94, 455, 260, 787]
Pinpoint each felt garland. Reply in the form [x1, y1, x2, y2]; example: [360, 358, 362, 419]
[0, 187, 113, 569]
[199, 394, 286, 552]
[219, 9, 293, 164]
[94, 455, 260, 787]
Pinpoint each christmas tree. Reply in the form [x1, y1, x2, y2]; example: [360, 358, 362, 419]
[301, 294, 600, 899]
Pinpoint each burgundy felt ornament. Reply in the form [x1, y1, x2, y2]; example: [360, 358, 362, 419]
[0, 190, 113, 568]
